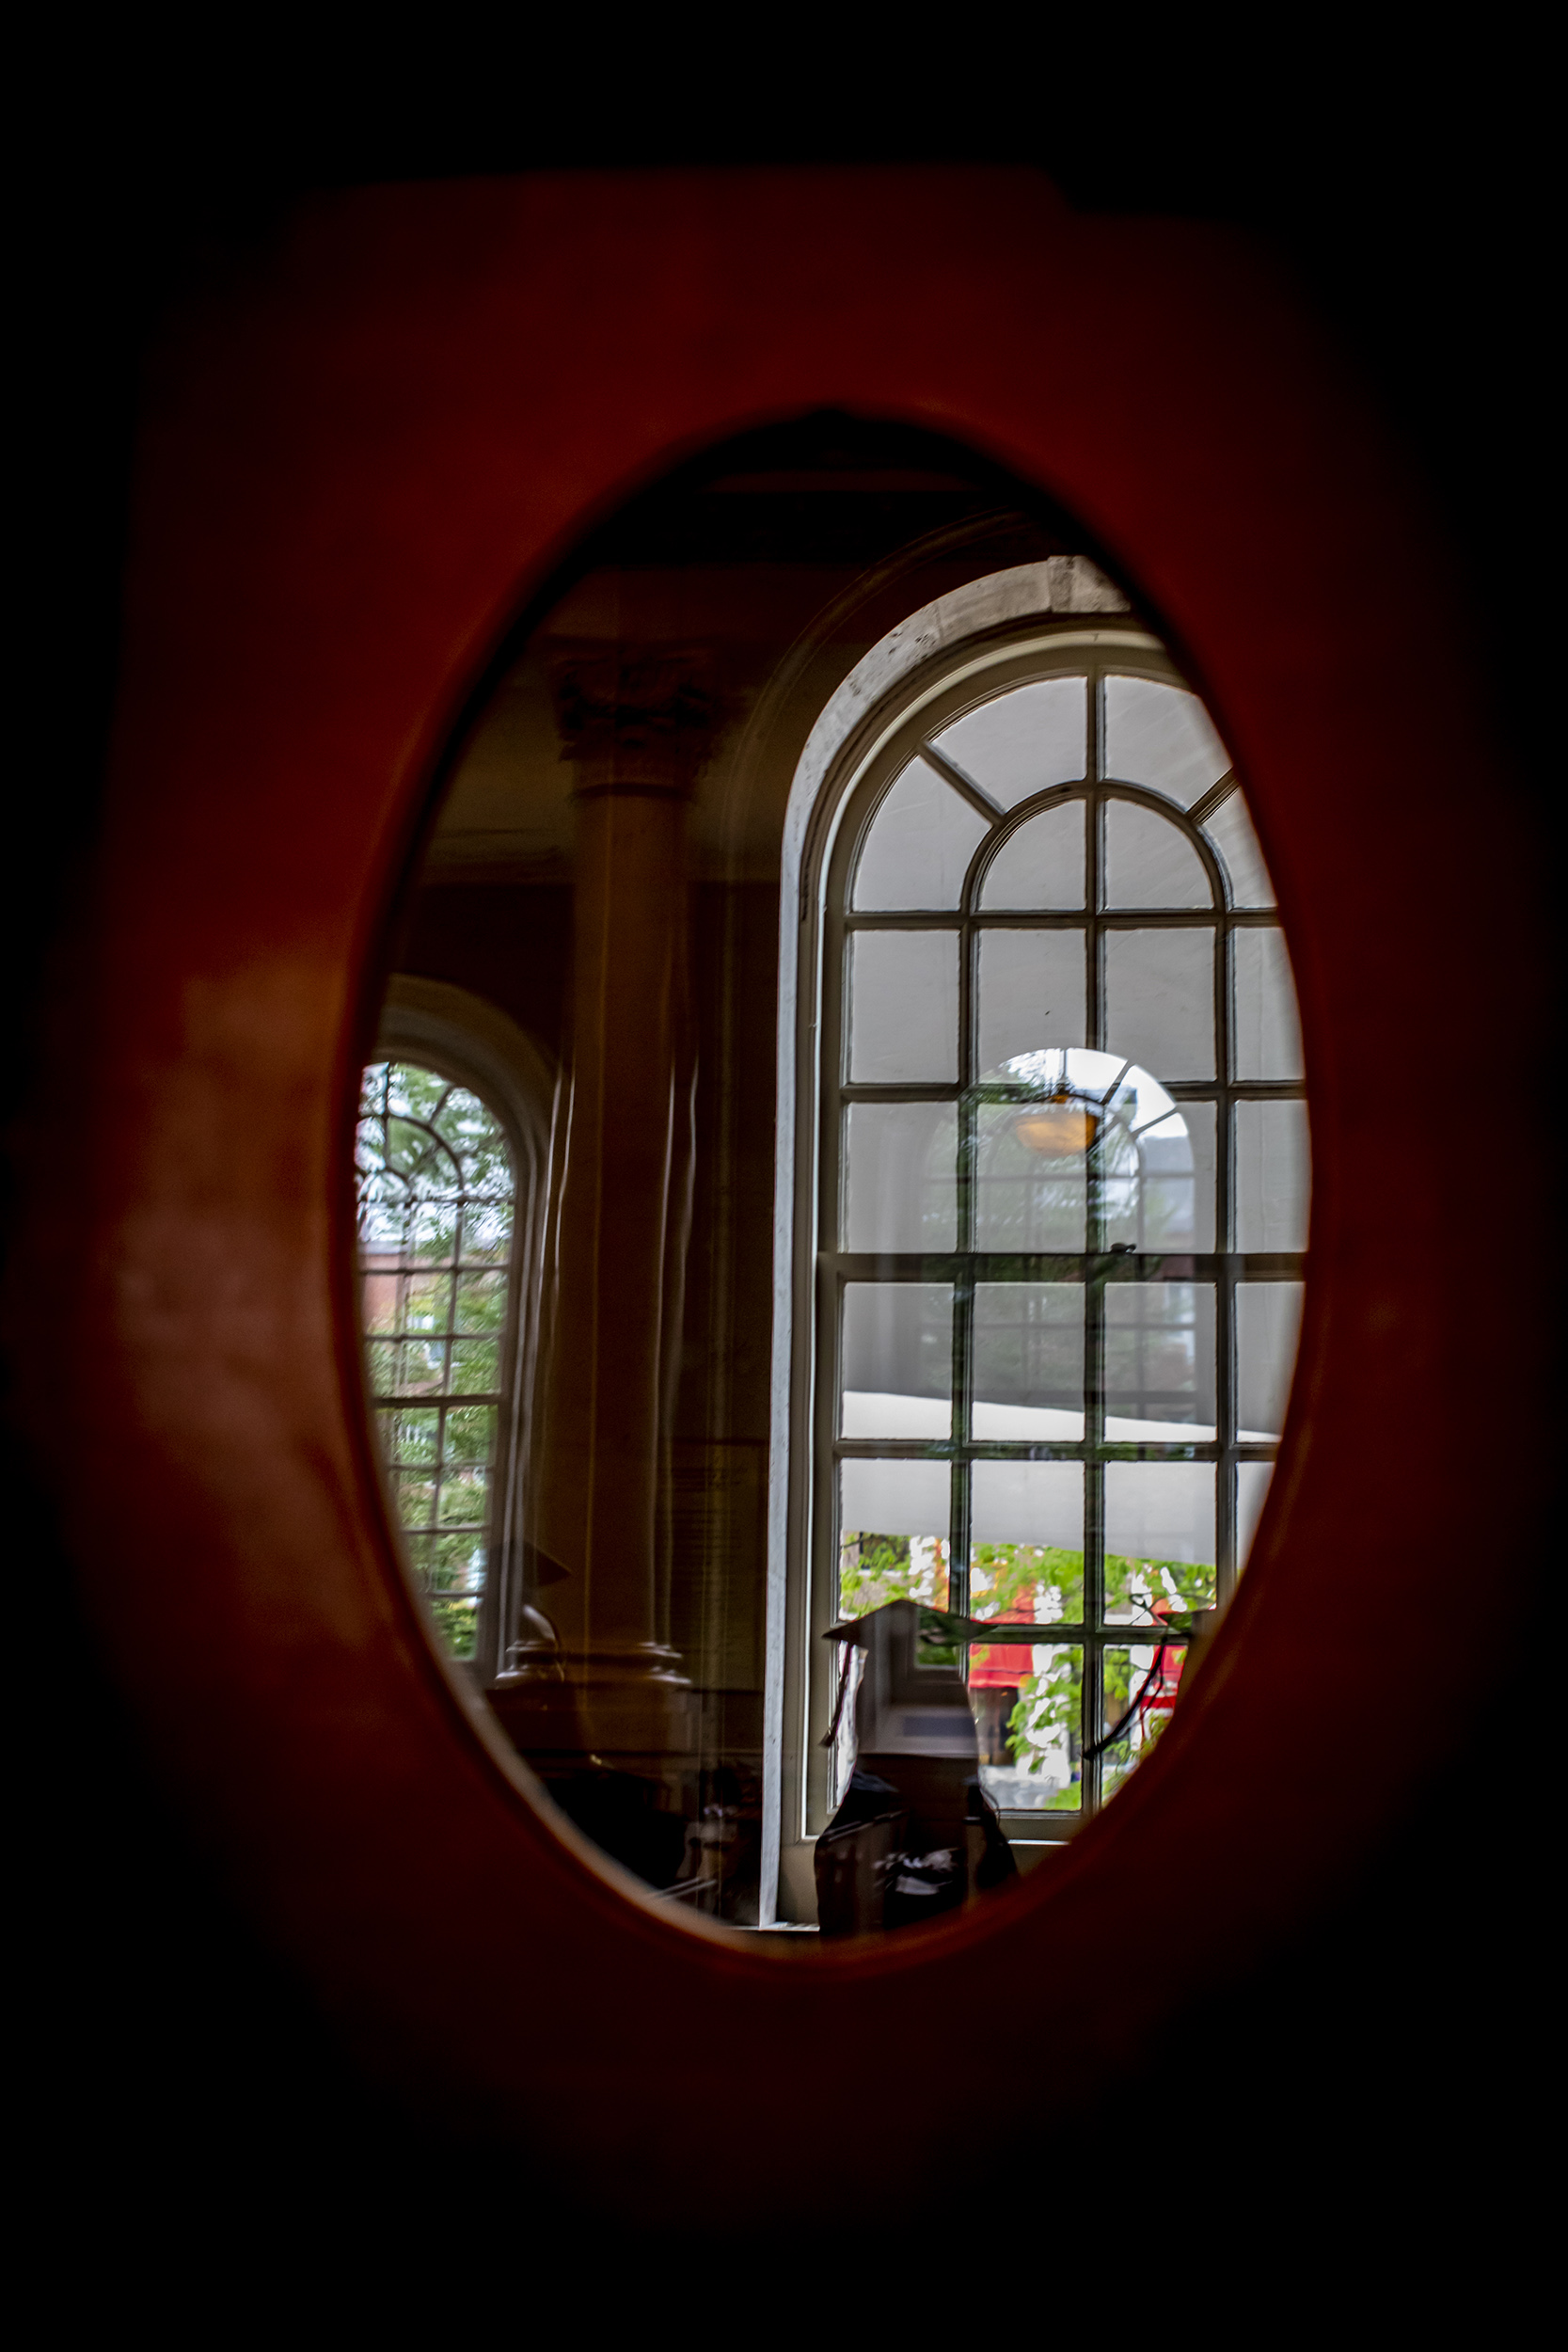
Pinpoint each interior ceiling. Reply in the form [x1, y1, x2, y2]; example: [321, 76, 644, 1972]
[421, 416, 1096, 884]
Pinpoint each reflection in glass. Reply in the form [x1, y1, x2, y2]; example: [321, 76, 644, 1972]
[1205, 790, 1275, 907]
[980, 802, 1085, 909]
[838, 1462, 951, 1591]
[813, 627, 1307, 1876]
[1103, 675, 1230, 808]
[970, 1462, 1085, 1570]
[969, 1048, 1202, 1257]
[971, 1082, 1087, 1252]
[1103, 799, 1212, 908]
[853, 757, 990, 911]
[1104, 929, 1215, 1079]
[1101, 1641, 1186, 1797]
[847, 930, 958, 1082]
[1132, 1098, 1213, 1252]
[932, 676, 1086, 808]
[1236, 1100, 1311, 1251]
[1237, 1283, 1305, 1438]
[980, 1645, 1083, 1812]
[841, 1283, 953, 1437]
[1233, 927, 1304, 1080]
[844, 1104, 957, 1251]
[1103, 1463, 1216, 1604]
[356, 1060, 515, 1661]
[973, 1284, 1084, 1433]
[1237, 1461, 1275, 1571]
[832, 1513, 952, 1806]
[1104, 1283, 1215, 1436]
[976, 930, 1085, 1072]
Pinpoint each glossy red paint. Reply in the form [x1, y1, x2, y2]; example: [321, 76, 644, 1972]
[8, 171, 1538, 2218]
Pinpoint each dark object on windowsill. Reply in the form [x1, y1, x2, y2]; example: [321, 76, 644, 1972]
[816, 1766, 1016, 1936]
[816, 1599, 1018, 1936]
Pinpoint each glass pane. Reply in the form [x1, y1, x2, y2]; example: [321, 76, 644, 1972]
[450, 1336, 499, 1392]
[425, 1539, 483, 1659]
[979, 802, 1085, 909]
[1236, 1462, 1275, 1572]
[396, 1269, 448, 1330]
[1075, 1060, 1200, 1255]
[394, 1469, 438, 1526]
[1237, 1282, 1304, 1438]
[1104, 929, 1215, 1080]
[1233, 928, 1304, 1080]
[1104, 1282, 1215, 1437]
[1235, 1100, 1310, 1251]
[980, 1645, 1082, 1813]
[847, 930, 958, 1082]
[395, 1339, 448, 1396]
[1205, 790, 1275, 907]
[844, 1104, 957, 1251]
[1115, 1099, 1214, 1252]
[976, 930, 1086, 1073]
[971, 1463, 1085, 1584]
[1102, 676, 1229, 808]
[1103, 1464, 1217, 1617]
[931, 676, 1086, 809]
[1101, 1643, 1186, 1798]
[462, 1197, 514, 1261]
[380, 1405, 437, 1466]
[839, 1460, 950, 1562]
[360, 1265, 402, 1333]
[836, 1530, 951, 1649]
[853, 757, 990, 911]
[841, 1283, 953, 1436]
[973, 1284, 1084, 1435]
[972, 1089, 1086, 1252]
[444, 1404, 494, 1458]
[1103, 799, 1212, 909]
[411, 1203, 460, 1265]
[455, 1270, 507, 1331]
[437, 1466, 489, 1526]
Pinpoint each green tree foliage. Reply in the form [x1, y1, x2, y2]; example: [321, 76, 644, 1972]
[841, 1524, 1214, 1803]
[838, 1532, 948, 1619]
[1008, 1550, 1212, 1790]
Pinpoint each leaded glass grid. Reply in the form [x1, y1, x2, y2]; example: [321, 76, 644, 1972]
[356, 1062, 516, 1661]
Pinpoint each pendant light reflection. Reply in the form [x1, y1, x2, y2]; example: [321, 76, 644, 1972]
[1012, 1052, 1102, 1159]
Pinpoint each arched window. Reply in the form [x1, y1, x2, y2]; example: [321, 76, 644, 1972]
[356, 1060, 518, 1665]
[781, 608, 1308, 1859]
[355, 979, 553, 1677]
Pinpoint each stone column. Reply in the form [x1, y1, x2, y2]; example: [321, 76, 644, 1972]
[490, 649, 708, 1809]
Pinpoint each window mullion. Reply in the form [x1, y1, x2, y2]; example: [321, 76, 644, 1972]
[1217, 879, 1237, 1608]
[952, 967, 976, 1618]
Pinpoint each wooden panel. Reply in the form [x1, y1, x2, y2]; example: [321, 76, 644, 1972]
[4, 169, 1539, 2223]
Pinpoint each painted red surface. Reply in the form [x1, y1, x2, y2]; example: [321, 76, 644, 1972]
[971, 1607, 1037, 1690]
[8, 170, 1543, 2219]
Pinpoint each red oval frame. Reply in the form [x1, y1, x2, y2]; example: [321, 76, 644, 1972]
[10, 170, 1539, 2219]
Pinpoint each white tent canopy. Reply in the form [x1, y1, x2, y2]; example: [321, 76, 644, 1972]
[839, 1392, 1280, 1564]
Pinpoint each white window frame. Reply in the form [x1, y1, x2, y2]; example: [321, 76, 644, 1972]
[763, 572, 1305, 1923]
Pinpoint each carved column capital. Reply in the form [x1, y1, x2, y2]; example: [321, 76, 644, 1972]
[548, 644, 715, 794]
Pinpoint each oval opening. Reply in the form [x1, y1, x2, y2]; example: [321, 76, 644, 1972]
[355, 414, 1309, 1937]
